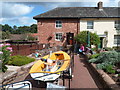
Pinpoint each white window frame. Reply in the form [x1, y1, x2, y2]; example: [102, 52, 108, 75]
[55, 33, 63, 41]
[55, 20, 62, 28]
[87, 21, 94, 30]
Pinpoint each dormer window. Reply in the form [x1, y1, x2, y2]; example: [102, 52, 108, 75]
[55, 20, 62, 28]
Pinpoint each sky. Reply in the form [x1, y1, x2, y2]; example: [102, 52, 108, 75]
[0, 0, 120, 27]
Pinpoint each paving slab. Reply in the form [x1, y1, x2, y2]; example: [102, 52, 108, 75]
[6, 65, 21, 71]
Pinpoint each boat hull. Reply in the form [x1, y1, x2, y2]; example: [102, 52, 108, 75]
[29, 51, 70, 81]
[30, 73, 60, 81]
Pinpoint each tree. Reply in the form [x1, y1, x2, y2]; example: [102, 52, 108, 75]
[30, 24, 37, 33]
[1, 24, 37, 34]
[2, 31, 10, 40]
[75, 31, 100, 46]
[13, 25, 18, 30]
[2, 24, 13, 33]
[15, 26, 30, 34]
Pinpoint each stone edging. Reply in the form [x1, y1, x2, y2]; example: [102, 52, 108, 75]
[1, 60, 37, 85]
[90, 63, 120, 90]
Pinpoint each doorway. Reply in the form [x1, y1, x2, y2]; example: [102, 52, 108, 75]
[66, 32, 74, 45]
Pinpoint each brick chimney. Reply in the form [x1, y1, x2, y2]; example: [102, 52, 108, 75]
[98, 1, 103, 10]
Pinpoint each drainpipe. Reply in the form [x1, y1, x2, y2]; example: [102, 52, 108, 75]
[77, 18, 80, 34]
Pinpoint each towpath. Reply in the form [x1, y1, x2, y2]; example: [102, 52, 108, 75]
[60, 54, 103, 89]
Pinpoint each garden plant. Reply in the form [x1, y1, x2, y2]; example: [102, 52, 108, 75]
[89, 51, 120, 70]
[0, 43, 12, 72]
[74, 31, 100, 46]
[8, 55, 35, 66]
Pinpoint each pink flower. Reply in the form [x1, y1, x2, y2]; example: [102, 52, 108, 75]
[6, 47, 12, 51]
[0, 51, 3, 54]
[5, 43, 11, 46]
[0, 44, 4, 47]
[10, 49, 13, 52]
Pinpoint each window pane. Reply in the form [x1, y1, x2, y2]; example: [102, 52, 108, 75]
[58, 24, 62, 27]
[56, 20, 62, 28]
[87, 21, 93, 25]
[55, 33, 62, 41]
[87, 21, 93, 29]
[87, 26, 93, 29]
[56, 24, 59, 27]
[114, 35, 120, 44]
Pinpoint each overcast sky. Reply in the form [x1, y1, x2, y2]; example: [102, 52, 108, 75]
[0, 0, 120, 27]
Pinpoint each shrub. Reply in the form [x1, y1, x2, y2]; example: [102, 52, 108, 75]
[113, 46, 120, 51]
[74, 31, 100, 46]
[103, 47, 113, 51]
[105, 65, 115, 74]
[91, 47, 97, 51]
[0, 43, 12, 72]
[8, 55, 35, 66]
[89, 53, 100, 59]
[89, 51, 120, 69]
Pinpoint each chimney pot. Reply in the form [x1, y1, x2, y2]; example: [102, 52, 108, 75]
[98, 1, 103, 10]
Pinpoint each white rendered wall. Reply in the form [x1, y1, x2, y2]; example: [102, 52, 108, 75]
[80, 19, 117, 48]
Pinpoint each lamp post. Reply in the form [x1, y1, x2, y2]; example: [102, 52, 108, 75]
[87, 31, 90, 47]
[117, 29, 120, 50]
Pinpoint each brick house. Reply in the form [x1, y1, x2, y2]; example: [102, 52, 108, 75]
[33, 2, 120, 48]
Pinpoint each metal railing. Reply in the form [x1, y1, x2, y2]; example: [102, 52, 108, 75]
[0, 70, 63, 88]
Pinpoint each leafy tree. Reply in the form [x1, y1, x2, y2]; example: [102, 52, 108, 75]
[2, 31, 10, 40]
[1, 24, 37, 34]
[2, 24, 13, 33]
[16, 26, 30, 34]
[75, 31, 100, 46]
[0, 24, 2, 30]
[30, 24, 37, 33]
[13, 25, 18, 30]
[90, 33, 100, 45]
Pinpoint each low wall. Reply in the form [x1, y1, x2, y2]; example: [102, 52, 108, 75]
[0, 46, 61, 86]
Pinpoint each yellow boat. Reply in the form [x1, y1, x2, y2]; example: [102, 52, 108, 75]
[29, 51, 70, 81]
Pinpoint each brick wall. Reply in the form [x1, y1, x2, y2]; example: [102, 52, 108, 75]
[11, 44, 43, 56]
[37, 19, 80, 46]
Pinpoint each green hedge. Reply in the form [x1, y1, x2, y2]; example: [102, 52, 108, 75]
[8, 55, 35, 66]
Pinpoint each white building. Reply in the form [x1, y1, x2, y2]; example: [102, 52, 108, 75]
[80, 18, 120, 48]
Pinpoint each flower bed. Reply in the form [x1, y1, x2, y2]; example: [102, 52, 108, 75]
[88, 51, 120, 87]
